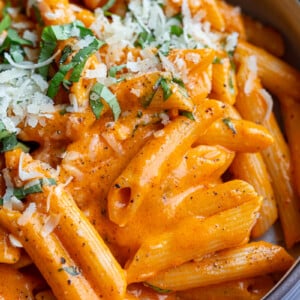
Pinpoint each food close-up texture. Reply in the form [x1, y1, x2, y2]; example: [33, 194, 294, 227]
[0, 0, 300, 299]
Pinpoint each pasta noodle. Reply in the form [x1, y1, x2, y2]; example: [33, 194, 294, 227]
[0, 0, 298, 299]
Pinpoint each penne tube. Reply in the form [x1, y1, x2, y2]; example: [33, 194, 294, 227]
[230, 153, 278, 238]
[167, 49, 215, 100]
[113, 71, 194, 112]
[262, 114, 300, 248]
[125, 197, 262, 283]
[172, 180, 261, 220]
[147, 241, 294, 291]
[162, 145, 235, 190]
[243, 15, 285, 57]
[280, 95, 300, 198]
[235, 56, 300, 248]
[235, 40, 300, 100]
[210, 57, 237, 105]
[176, 276, 276, 300]
[108, 100, 230, 226]
[0, 207, 100, 300]
[197, 118, 274, 152]
[0, 226, 21, 264]
[44, 185, 127, 300]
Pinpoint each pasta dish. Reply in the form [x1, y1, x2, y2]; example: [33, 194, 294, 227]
[0, 0, 300, 299]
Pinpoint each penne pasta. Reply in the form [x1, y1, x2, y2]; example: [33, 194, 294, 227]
[126, 197, 262, 283]
[147, 241, 294, 291]
[235, 41, 300, 100]
[235, 55, 300, 247]
[230, 153, 278, 238]
[176, 276, 276, 300]
[197, 117, 274, 152]
[280, 95, 300, 198]
[108, 100, 229, 226]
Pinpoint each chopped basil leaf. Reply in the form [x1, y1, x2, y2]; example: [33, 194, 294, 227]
[0, 198, 3, 206]
[13, 187, 27, 199]
[24, 183, 43, 195]
[228, 76, 235, 94]
[172, 77, 185, 88]
[59, 45, 73, 64]
[160, 78, 172, 100]
[38, 21, 99, 78]
[9, 44, 24, 63]
[0, 14, 11, 34]
[212, 56, 222, 64]
[172, 77, 189, 98]
[108, 64, 126, 77]
[58, 266, 81, 276]
[180, 111, 195, 120]
[32, 4, 44, 26]
[1, 134, 18, 152]
[47, 63, 74, 98]
[144, 283, 172, 294]
[69, 57, 88, 82]
[135, 31, 155, 48]
[89, 83, 121, 120]
[141, 77, 162, 108]
[0, 121, 11, 140]
[158, 41, 171, 56]
[69, 38, 105, 82]
[102, 0, 116, 12]
[170, 25, 183, 36]
[13, 178, 57, 200]
[222, 117, 237, 134]
[7, 29, 32, 46]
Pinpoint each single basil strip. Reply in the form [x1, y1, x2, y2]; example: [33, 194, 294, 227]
[141, 77, 162, 108]
[0, 121, 11, 140]
[222, 117, 237, 134]
[180, 111, 195, 120]
[102, 0, 116, 12]
[170, 25, 183, 36]
[9, 44, 24, 63]
[59, 45, 73, 64]
[108, 64, 126, 78]
[47, 63, 75, 98]
[144, 283, 172, 294]
[0, 14, 11, 34]
[7, 29, 32, 46]
[58, 266, 81, 276]
[32, 4, 44, 26]
[160, 78, 172, 100]
[38, 21, 94, 77]
[13, 178, 57, 200]
[89, 83, 121, 120]
[0, 198, 3, 206]
[69, 38, 105, 82]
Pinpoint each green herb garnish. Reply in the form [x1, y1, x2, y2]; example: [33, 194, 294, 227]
[223, 117, 237, 134]
[160, 78, 172, 100]
[58, 266, 81, 276]
[170, 25, 183, 37]
[89, 83, 121, 120]
[180, 111, 195, 120]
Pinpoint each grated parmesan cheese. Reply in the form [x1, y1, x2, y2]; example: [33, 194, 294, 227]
[8, 234, 23, 248]
[17, 202, 36, 226]
[41, 214, 61, 237]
